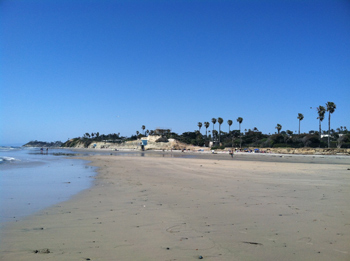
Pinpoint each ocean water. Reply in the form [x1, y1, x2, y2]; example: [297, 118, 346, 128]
[0, 146, 96, 226]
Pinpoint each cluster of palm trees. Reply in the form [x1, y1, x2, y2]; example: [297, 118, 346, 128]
[197, 117, 244, 146]
[136, 125, 149, 137]
[275, 101, 336, 148]
[140, 102, 337, 148]
[199, 102, 335, 147]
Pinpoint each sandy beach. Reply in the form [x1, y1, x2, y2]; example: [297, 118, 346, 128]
[1, 153, 350, 260]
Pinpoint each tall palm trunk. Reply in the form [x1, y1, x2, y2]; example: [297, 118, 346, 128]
[212, 125, 215, 141]
[239, 123, 242, 149]
[319, 119, 322, 140]
[328, 112, 331, 148]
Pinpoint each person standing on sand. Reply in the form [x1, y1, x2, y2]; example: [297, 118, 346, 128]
[229, 149, 234, 158]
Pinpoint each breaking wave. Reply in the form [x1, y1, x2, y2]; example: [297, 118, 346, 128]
[0, 156, 19, 163]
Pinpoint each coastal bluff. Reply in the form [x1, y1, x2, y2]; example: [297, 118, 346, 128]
[61, 136, 350, 155]
[64, 135, 194, 151]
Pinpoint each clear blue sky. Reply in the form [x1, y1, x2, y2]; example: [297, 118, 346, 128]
[1, 0, 349, 146]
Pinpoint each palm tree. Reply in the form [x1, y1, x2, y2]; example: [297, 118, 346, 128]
[227, 120, 233, 132]
[317, 106, 326, 139]
[197, 122, 202, 133]
[326, 101, 336, 148]
[217, 117, 224, 144]
[211, 118, 217, 141]
[297, 113, 304, 134]
[204, 122, 210, 137]
[276, 124, 282, 134]
[236, 117, 243, 148]
[141, 125, 146, 136]
[212, 130, 218, 141]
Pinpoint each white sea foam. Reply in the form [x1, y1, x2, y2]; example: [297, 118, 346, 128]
[0, 156, 19, 163]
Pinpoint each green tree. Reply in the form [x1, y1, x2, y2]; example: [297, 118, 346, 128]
[276, 123, 282, 134]
[236, 117, 243, 148]
[211, 118, 217, 142]
[217, 117, 224, 144]
[204, 122, 210, 137]
[198, 122, 202, 133]
[227, 119, 233, 132]
[142, 125, 146, 136]
[326, 101, 336, 148]
[297, 113, 304, 135]
[317, 106, 326, 139]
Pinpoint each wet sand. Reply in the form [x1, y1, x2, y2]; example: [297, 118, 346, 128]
[1, 154, 349, 260]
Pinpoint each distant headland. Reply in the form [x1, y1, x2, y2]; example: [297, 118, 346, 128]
[23, 140, 63, 148]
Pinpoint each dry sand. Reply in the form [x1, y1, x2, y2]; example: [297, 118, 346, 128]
[1, 154, 350, 260]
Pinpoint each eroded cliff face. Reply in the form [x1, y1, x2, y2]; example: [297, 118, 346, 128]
[68, 136, 203, 151]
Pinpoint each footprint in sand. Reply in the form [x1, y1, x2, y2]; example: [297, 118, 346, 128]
[166, 224, 183, 233]
[297, 237, 312, 244]
[33, 248, 50, 254]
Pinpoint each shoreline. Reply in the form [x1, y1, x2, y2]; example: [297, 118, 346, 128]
[0, 148, 97, 225]
[1, 154, 349, 260]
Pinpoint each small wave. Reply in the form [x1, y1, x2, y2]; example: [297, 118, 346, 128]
[0, 156, 20, 163]
[0, 146, 22, 152]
